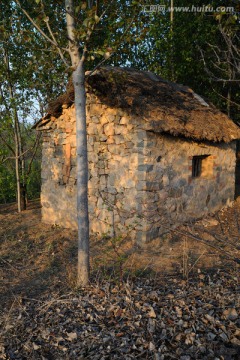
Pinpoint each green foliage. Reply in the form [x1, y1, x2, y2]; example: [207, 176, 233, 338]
[1, 0, 239, 205]
[111, 0, 240, 120]
[25, 159, 41, 200]
[0, 0, 67, 206]
[0, 165, 16, 203]
[0, 124, 41, 204]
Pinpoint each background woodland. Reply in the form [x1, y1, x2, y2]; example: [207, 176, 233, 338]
[0, 0, 239, 207]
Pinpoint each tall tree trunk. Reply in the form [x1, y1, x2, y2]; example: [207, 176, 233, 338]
[74, 63, 90, 286]
[3, 46, 26, 211]
[227, 87, 231, 118]
[14, 126, 21, 212]
[14, 108, 27, 211]
[170, 0, 175, 81]
[227, 49, 232, 118]
[20, 183, 27, 209]
[65, 0, 90, 286]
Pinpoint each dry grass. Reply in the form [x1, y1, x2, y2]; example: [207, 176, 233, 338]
[1, 199, 240, 313]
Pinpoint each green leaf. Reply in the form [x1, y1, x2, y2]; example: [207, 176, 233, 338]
[93, 50, 105, 56]
[75, 5, 81, 14]
[83, 18, 90, 27]
[81, 2, 87, 10]
[94, 14, 100, 23]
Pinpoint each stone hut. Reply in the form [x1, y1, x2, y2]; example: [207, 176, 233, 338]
[33, 67, 240, 243]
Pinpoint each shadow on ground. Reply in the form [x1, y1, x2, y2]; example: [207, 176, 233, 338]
[1, 199, 240, 313]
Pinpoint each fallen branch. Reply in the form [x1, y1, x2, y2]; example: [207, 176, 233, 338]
[161, 225, 240, 264]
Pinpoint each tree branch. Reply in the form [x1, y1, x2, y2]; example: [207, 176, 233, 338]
[44, 17, 69, 67]
[14, 0, 69, 52]
[0, 133, 15, 156]
[212, 87, 240, 108]
[86, 10, 137, 79]
[0, 147, 31, 164]
[26, 132, 42, 176]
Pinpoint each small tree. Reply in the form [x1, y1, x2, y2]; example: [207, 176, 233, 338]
[0, 0, 66, 211]
[15, 0, 143, 285]
[65, 0, 90, 285]
[199, 13, 240, 120]
[0, 32, 41, 211]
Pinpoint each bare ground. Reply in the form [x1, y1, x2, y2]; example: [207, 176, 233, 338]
[0, 200, 240, 359]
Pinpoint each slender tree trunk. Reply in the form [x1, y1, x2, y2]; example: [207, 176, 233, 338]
[227, 87, 231, 118]
[14, 109, 27, 210]
[12, 93, 26, 211]
[65, 0, 90, 286]
[170, 0, 175, 81]
[74, 63, 90, 286]
[14, 127, 21, 212]
[3, 46, 26, 212]
[19, 123, 27, 209]
[20, 183, 27, 209]
[227, 50, 232, 118]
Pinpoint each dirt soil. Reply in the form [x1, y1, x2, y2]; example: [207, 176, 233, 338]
[0, 200, 240, 359]
[1, 199, 240, 308]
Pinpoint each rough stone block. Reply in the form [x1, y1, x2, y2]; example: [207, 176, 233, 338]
[119, 116, 128, 125]
[115, 135, 125, 144]
[90, 104, 104, 116]
[114, 125, 124, 135]
[104, 123, 115, 136]
[138, 164, 154, 172]
[107, 144, 122, 155]
[88, 123, 98, 135]
[91, 116, 100, 124]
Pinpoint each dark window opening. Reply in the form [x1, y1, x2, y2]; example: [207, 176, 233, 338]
[192, 155, 209, 178]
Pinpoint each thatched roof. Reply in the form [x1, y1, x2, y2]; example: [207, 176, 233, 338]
[33, 66, 240, 143]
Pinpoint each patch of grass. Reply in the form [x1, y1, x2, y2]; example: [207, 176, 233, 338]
[1, 199, 240, 311]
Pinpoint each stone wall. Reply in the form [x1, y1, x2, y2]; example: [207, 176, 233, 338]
[41, 94, 148, 241]
[40, 94, 236, 244]
[133, 132, 236, 242]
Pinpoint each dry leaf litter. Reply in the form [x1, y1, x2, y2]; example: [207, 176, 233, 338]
[1, 272, 239, 360]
